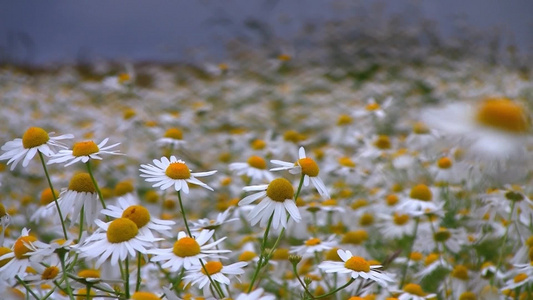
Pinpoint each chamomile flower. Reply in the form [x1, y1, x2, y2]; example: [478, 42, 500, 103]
[182, 260, 248, 289]
[101, 196, 175, 238]
[0, 127, 73, 170]
[234, 288, 276, 300]
[48, 138, 122, 166]
[396, 283, 437, 300]
[0, 228, 42, 280]
[157, 127, 187, 149]
[78, 218, 161, 267]
[229, 155, 274, 183]
[149, 230, 229, 272]
[422, 97, 531, 159]
[238, 178, 301, 229]
[318, 249, 395, 287]
[290, 235, 337, 257]
[396, 184, 443, 217]
[270, 147, 330, 199]
[139, 156, 217, 193]
[189, 208, 238, 232]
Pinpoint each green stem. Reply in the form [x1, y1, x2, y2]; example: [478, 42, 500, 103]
[58, 250, 74, 299]
[39, 152, 68, 239]
[16, 275, 41, 300]
[198, 259, 225, 298]
[292, 264, 315, 298]
[136, 252, 142, 292]
[125, 256, 130, 299]
[314, 278, 355, 299]
[86, 160, 106, 210]
[247, 214, 274, 293]
[177, 191, 192, 237]
[399, 216, 420, 288]
[493, 200, 517, 285]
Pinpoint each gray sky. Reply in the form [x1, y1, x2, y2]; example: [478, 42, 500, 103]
[1, 0, 532, 65]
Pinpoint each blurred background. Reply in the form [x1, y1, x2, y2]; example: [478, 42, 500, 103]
[1, 0, 532, 66]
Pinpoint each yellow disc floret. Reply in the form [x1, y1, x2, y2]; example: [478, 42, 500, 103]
[173, 237, 201, 257]
[410, 184, 432, 201]
[41, 266, 60, 280]
[341, 230, 368, 245]
[122, 205, 151, 229]
[266, 178, 294, 202]
[78, 269, 100, 278]
[366, 102, 380, 111]
[201, 261, 223, 275]
[68, 173, 96, 193]
[476, 98, 529, 133]
[452, 265, 469, 280]
[344, 256, 370, 272]
[403, 283, 426, 296]
[514, 273, 528, 283]
[164, 128, 183, 140]
[40, 188, 59, 206]
[413, 122, 430, 134]
[0, 247, 12, 267]
[165, 162, 191, 179]
[337, 114, 353, 126]
[297, 158, 319, 177]
[114, 180, 134, 196]
[459, 292, 477, 300]
[22, 127, 49, 149]
[374, 135, 391, 150]
[106, 218, 138, 243]
[238, 251, 257, 261]
[247, 156, 267, 169]
[305, 238, 322, 246]
[76, 288, 96, 300]
[393, 213, 410, 225]
[437, 157, 453, 169]
[434, 228, 451, 242]
[251, 139, 266, 150]
[131, 291, 160, 300]
[338, 157, 356, 168]
[72, 141, 99, 157]
[14, 235, 37, 259]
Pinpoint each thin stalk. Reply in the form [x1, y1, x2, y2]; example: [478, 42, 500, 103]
[58, 250, 74, 299]
[39, 152, 68, 239]
[247, 214, 274, 293]
[314, 278, 355, 299]
[136, 252, 142, 292]
[399, 216, 420, 288]
[85, 160, 106, 210]
[493, 200, 517, 285]
[16, 275, 41, 300]
[125, 256, 130, 299]
[177, 191, 192, 237]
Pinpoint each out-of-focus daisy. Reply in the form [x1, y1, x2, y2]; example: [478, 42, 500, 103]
[395, 283, 437, 300]
[157, 127, 187, 149]
[290, 235, 337, 257]
[139, 156, 217, 193]
[182, 260, 247, 289]
[229, 155, 274, 183]
[78, 218, 161, 267]
[101, 196, 175, 238]
[238, 178, 301, 229]
[102, 66, 134, 91]
[422, 97, 530, 159]
[48, 138, 122, 166]
[47, 173, 100, 228]
[234, 288, 276, 300]
[149, 230, 229, 272]
[318, 249, 394, 287]
[396, 184, 443, 217]
[501, 272, 533, 294]
[30, 187, 60, 224]
[352, 97, 393, 119]
[0, 228, 42, 280]
[271, 147, 330, 199]
[189, 208, 238, 232]
[0, 127, 73, 170]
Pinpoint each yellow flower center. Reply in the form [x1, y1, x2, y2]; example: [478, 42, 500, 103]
[386, 194, 399, 206]
[514, 273, 528, 283]
[121, 205, 151, 229]
[78, 269, 100, 278]
[0, 247, 12, 267]
[413, 122, 430, 134]
[22, 127, 49, 149]
[410, 252, 423, 261]
[297, 158, 319, 177]
[201, 261, 223, 275]
[40, 188, 59, 206]
[72, 141, 100, 157]
[374, 135, 391, 150]
[325, 247, 342, 261]
[68, 173, 96, 193]
[344, 256, 370, 272]
[359, 213, 374, 226]
[164, 128, 183, 140]
[131, 291, 160, 300]
[337, 114, 353, 126]
[434, 228, 451, 242]
[144, 190, 159, 203]
[459, 292, 477, 300]
[118, 73, 131, 83]
[341, 230, 368, 245]
[424, 253, 439, 266]
[76, 288, 96, 300]
[106, 218, 138, 243]
[114, 181, 134, 196]
[266, 178, 294, 202]
[393, 213, 410, 225]
[476, 98, 529, 133]
[410, 184, 432, 201]
[526, 236, 533, 247]
[338, 157, 356, 168]
[351, 198, 368, 210]
[123, 108, 136, 120]
[284, 130, 304, 143]
[251, 139, 266, 150]
[305, 238, 322, 246]
[322, 199, 337, 206]
[238, 251, 257, 261]
[41, 266, 60, 280]
[403, 283, 426, 296]
[452, 265, 469, 280]
[366, 102, 380, 111]
[272, 248, 290, 260]
[278, 53, 291, 61]
[165, 162, 191, 179]
[14, 236, 37, 259]
[247, 156, 267, 169]
[437, 157, 453, 169]
[173, 237, 201, 257]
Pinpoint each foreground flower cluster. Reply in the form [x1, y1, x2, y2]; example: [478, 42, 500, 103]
[1, 30, 533, 299]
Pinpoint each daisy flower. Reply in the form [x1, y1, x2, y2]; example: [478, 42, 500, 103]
[234, 288, 276, 300]
[0, 127, 73, 170]
[396, 184, 443, 217]
[421, 97, 530, 159]
[318, 249, 395, 287]
[290, 235, 337, 257]
[139, 156, 217, 193]
[157, 127, 187, 149]
[0, 228, 42, 280]
[78, 218, 161, 267]
[238, 178, 302, 229]
[229, 155, 275, 183]
[270, 147, 330, 199]
[48, 137, 122, 166]
[182, 260, 248, 289]
[101, 196, 175, 238]
[189, 208, 238, 232]
[352, 96, 393, 120]
[149, 230, 229, 272]
[396, 283, 437, 300]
